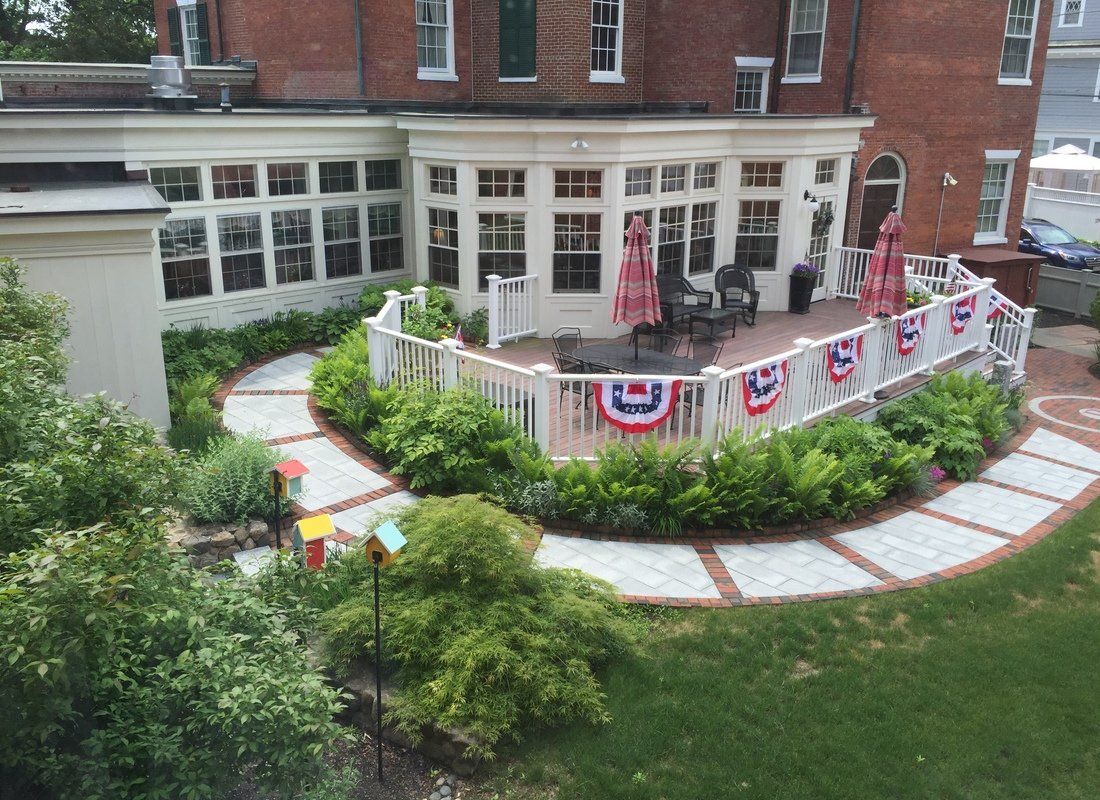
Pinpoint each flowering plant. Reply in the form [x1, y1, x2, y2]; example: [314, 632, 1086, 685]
[906, 289, 933, 308]
[929, 465, 947, 482]
[791, 261, 821, 276]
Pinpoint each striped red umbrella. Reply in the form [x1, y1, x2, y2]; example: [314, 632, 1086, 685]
[612, 214, 663, 329]
[856, 210, 908, 318]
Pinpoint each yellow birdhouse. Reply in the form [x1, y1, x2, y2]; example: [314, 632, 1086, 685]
[271, 459, 309, 498]
[292, 513, 336, 569]
[363, 520, 407, 568]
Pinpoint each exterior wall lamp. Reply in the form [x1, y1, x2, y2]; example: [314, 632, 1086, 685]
[804, 190, 834, 236]
[570, 137, 589, 150]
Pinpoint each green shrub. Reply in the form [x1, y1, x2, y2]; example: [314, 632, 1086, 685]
[166, 413, 226, 455]
[178, 435, 287, 524]
[359, 280, 453, 318]
[161, 326, 244, 385]
[401, 302, 456, 341]
[0, 515, 346, 799]
[456, 307, 490, 346]
[1090, 291, 1100, 330]
[367, 384, 539, 492]
[307, 305, 362, 345]
[309, 327, 397, 437]
[319, 496, 635, 757]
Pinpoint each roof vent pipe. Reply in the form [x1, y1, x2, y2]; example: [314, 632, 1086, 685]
[148, 55, 193, 98]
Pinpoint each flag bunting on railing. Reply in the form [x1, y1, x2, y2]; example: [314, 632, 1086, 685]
[987, 291, 1009, 320]
[896, 312, 925, 356]
[743, 360, 788, 416]
[949, 295, 976, 335]
[593, 380, 682, 434]
[825, 334, 864, 383]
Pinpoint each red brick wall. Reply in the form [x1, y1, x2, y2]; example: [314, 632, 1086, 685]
[844, 0, 1051, 255]
[472, 0, 643, 103]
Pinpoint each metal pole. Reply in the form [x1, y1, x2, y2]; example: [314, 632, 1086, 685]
[373, 554, 383, 783]
[271, 472, 281, 550]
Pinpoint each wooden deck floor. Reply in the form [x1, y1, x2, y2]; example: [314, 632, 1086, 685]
[480, 298, 868, 372]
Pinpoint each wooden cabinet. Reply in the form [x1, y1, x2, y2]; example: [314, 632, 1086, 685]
[955, 248, 1043, 307]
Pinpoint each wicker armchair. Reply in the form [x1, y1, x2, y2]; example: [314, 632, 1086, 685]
[715, 265, 760, 326]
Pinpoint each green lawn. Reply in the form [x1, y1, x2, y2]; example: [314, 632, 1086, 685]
[479, 499, 1100, 800]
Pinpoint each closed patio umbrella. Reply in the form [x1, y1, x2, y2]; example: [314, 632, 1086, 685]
[612, 214, 663, 358]
[856, 209, 908, 318]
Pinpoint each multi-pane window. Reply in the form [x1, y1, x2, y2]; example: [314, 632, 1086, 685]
[267, 162, 308, 196]
[478, 213, 527, 289]
[787, 0, 827, 77]
[319, 161, 358, 194]
[976, 161, 1011, 238]
[814, 158, 837, 185]
[322, 207, 362, 279]
[217, 213, 266, 292]
[735, 69, 766, 112]
[368, 203, 404, 272]
[1000, 0, 1038, 80]
[740, 162, 784, 188]
[688, 202, 717, 275]
[807, 199, 833, 288]
[150, 166, 202, 203]
[660, 164, 688, 194]
[623, 209, 654, 244]
[211, 164, 256, 200]
[416, 0, 453, 73]
[271, 210, 314, 284]
[1060, 0, 1084, 26]
[477, 168, 525, 198]
[553, 213, 601, 292]
[428, 165, 457, 195]
[159, 218, 211, 300]
[364, 160, 402, 191]
[427, 207, 459, 288]
[625, 167, 653, 197]
[590, 0, 622, 77]
[735, 200, 781, 271]
[656, 206, 687, 275]
[181, 6, 203, 66]
[554, 169, 603, 199]
[693, 162, 719, 191]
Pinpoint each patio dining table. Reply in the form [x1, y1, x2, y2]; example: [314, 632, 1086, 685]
[572, 344, 706, 375]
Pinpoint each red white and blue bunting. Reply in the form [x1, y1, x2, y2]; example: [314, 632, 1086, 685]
[987, 290, 1009, 321]
[593, 380, 682, 434]
[896, 312, 926, 356]
[825, 334, 864, 384]
[949, 295, 977, 335]
[742, 360, 788, 416]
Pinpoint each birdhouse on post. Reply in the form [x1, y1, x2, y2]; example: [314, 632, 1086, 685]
[271, 459, 308, 498]
[292, 513, 336, 569]
[363, 520, 407, 568]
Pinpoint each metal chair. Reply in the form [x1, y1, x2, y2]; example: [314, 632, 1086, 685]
[648, 331, 683, 355]
[687, 334, 723, 366]
[552, 350, 593, 410]
[552, 326, 583, 355]
[715, 264, 760, 326]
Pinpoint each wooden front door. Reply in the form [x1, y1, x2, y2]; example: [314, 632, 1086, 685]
[857, 184, 900, 249]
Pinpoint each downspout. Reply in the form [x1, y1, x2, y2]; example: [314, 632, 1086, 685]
[843, 0, 863, 113]
[354, 0, 366, 95]
[772, 0, 789, 113]
[215, 0, 226, 62]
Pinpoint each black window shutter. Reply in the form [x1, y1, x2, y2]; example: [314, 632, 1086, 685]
[499, 0, 535, 78]
[167, 7, 183, 57]
[195, 3, 212, 65]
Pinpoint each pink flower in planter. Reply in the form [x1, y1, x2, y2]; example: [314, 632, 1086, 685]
[982, 437, 995, 453]
[929, 465, 947, 482]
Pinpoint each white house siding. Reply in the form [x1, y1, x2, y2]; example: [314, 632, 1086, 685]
[1035, 1, 1100, 158]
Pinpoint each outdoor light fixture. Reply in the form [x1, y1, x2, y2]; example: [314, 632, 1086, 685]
[943, 171, 958, 187]
[570, 137, 589, 151]
[933, 171, 959, 255]
[803, 189, 821, 213]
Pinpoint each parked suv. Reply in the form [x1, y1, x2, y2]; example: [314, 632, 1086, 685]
[1018, 218, 1100, 270]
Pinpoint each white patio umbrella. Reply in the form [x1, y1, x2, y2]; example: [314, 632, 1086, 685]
[1030, 144, 1100, 172]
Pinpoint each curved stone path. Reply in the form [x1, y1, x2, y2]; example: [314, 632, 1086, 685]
[216, 348, 1100, 605]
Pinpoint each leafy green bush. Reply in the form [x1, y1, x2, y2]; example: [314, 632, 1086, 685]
[1091, 290, 1100, 330]
[178, 435, 286, 524]
[367, 384, 539, 492]
[309, 327, 397, 438]
[307, 305, 362, 345]
[319, 495, 635, 756]
[456, 307, 490, 346]
[359, 280, 453, 318]
[877, 371, 1010, 481]
[401, 302, 456, 341]
[0, 515, 346, 799]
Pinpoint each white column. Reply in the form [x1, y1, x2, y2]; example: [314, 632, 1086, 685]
[486, 274, 502, 349]
[411, 285, 428, 307]
[1015, 307, 1038, 374]
[860, 317, 887, 402]
[787, 337, 815, 425]
[531, 362, 553, 453]
[923, 295, 948, 375]
[697, 365, 725, 450]
[440, 337, 460, 388]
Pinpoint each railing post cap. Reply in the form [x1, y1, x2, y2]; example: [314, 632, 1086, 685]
[793, 336, 815, 349]
[382, 289, 402, 299]
[531, 362, 554, 375]
[364, 316, 381, 327]
[930, 293, 948, 303]
[1023, 307, 1038, 318]
[700, 364, 725, 378]
[904, 265, 915, 274]
[411, 285, 428, 294]
[947, 253, 962, 261]
[439, 337, 460, 352]
[486, 274, 502, 282]
[980, 276, 997, 286]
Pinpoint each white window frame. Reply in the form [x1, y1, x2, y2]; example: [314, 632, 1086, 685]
[734, 56, 773, 113]
[783, 0, 827, 84]
[1093, 64, 1100, 102]
[589, 0, 625, 84]
[416, 0, 457, 82]
[998, 0, 1040, 85]
[1059, 0, 1085, 27]
[973, 149, 1020, 246]
[175, 0, 201, 68]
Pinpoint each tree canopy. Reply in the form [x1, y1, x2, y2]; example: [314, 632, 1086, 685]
[0, 0, 155, 63]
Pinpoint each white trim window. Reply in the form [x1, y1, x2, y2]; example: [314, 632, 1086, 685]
[553, 213, 602, 293]
[477, 168, 525, 199]
[367, 202, 405, 272]
[999, 0, 1039, 84]
[590, 0, 624, 83]
[159, 218, 211, 300]
[428, 165, 458, 196]
[150, 166, 202, 203]
[217, 213, 267, 292]
[814, 158, 837, 186]
[974, 150, 1019, 245]
[625, 167, 652, 197]
[427, 207, 460, 288]
[784, 0, 827, 82]
[176, 0, 204, 67]
[734, 56, 774, 113]
[322, 206, 363, 279]
[416, 0, 457, 81]
[478, 212, 527, 289]
[735, 200, 782, 271]
[271, 210, 314, 284]
[1060, 0, 1084, 27]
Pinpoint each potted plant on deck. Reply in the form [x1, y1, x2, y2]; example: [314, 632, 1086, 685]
[788, 261, 819, 315]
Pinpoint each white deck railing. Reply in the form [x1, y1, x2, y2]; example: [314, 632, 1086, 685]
[486, 274, 538, 348]
[364, 280, 998, 462]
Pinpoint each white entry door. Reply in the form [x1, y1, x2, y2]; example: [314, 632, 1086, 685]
[809, 198, 836, 302]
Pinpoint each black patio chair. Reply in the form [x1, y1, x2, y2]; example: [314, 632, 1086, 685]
[656, 274, 713, 328]
[552, 326, 583, 355]
[687, 333, 723, 366]
[648, 331, 683, 355]
[552, 351, 593, 410]
[715, 264, 760, 326]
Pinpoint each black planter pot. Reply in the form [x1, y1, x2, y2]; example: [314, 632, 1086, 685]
[788, 273, 816, 314]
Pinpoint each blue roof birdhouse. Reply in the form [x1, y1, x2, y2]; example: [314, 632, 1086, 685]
[364, 520, 407, 568]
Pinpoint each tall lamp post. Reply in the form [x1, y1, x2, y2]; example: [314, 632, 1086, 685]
[362, 520, 407, 783]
